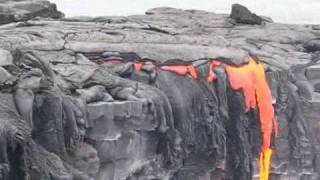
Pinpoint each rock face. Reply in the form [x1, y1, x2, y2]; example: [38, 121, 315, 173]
[0, 0, 64, 25]
[0, 1, 319, 180]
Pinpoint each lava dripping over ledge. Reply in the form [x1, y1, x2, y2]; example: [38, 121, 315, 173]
[99, 54, 278, 180]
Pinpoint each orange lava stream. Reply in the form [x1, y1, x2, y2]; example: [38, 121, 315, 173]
[226, 57, 277, 180]
[102, 57, 277, 180]
[259, 148, 273, 180]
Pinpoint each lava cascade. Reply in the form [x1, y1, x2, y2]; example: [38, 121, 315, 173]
[226, 57, 277, 180]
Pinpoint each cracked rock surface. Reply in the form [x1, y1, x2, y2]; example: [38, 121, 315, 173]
[0, 1, 319, 180]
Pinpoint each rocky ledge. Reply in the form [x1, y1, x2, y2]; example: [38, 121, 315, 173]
[0, 0, 63, 25]
[0, 1, 319, 180]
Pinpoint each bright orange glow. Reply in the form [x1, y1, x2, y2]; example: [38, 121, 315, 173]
[133, 62, 143, 71]
[101, 59, 122, 64]
[225, 59, 257, 111]
[207, 60, 222, 83]
[100, 57, 277, 180]
[273, 117, 279, 137]
[226, 57, 277, 180]
[259, 148, 273, 180]
[160, 65, 198, 79]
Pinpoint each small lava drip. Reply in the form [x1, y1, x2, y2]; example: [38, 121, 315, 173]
[226, 57, 278, 180]
[133, 60, 154, 72]
[207, 60, 222, 83]
[133, 62, 143, 71]
[160, 64, 198, 79]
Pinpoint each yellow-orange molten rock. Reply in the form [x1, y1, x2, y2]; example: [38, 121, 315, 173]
[259, 148, 273, 180]
[226, 57, 277, 180]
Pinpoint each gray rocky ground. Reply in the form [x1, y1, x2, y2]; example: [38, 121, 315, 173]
[0, 1, 319, 180]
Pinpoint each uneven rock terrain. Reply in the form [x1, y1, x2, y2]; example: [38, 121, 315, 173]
[0, 1, 319, 180]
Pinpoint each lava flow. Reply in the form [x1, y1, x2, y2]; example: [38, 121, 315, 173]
[226, 57, 278, 180]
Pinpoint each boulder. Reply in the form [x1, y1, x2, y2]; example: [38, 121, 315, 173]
[230, 4, 263, 25]
[304, 39, 320, 52]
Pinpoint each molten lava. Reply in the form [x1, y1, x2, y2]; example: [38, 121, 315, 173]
[134, 60, 155, 72]
[226, 57, 277, 180]
[259, 148, 273, 180]
[100, 59, 123, 65]
[98, 56, 277, 180]
[160, 65, 198, 79]
[133, 62, 143, 71]
[207, 60, 222, 83]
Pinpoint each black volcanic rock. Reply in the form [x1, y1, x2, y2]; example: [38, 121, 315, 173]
[304, 39, 320, 52]
[0, 13, 15, 25]
[230, 4, 263, 25]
